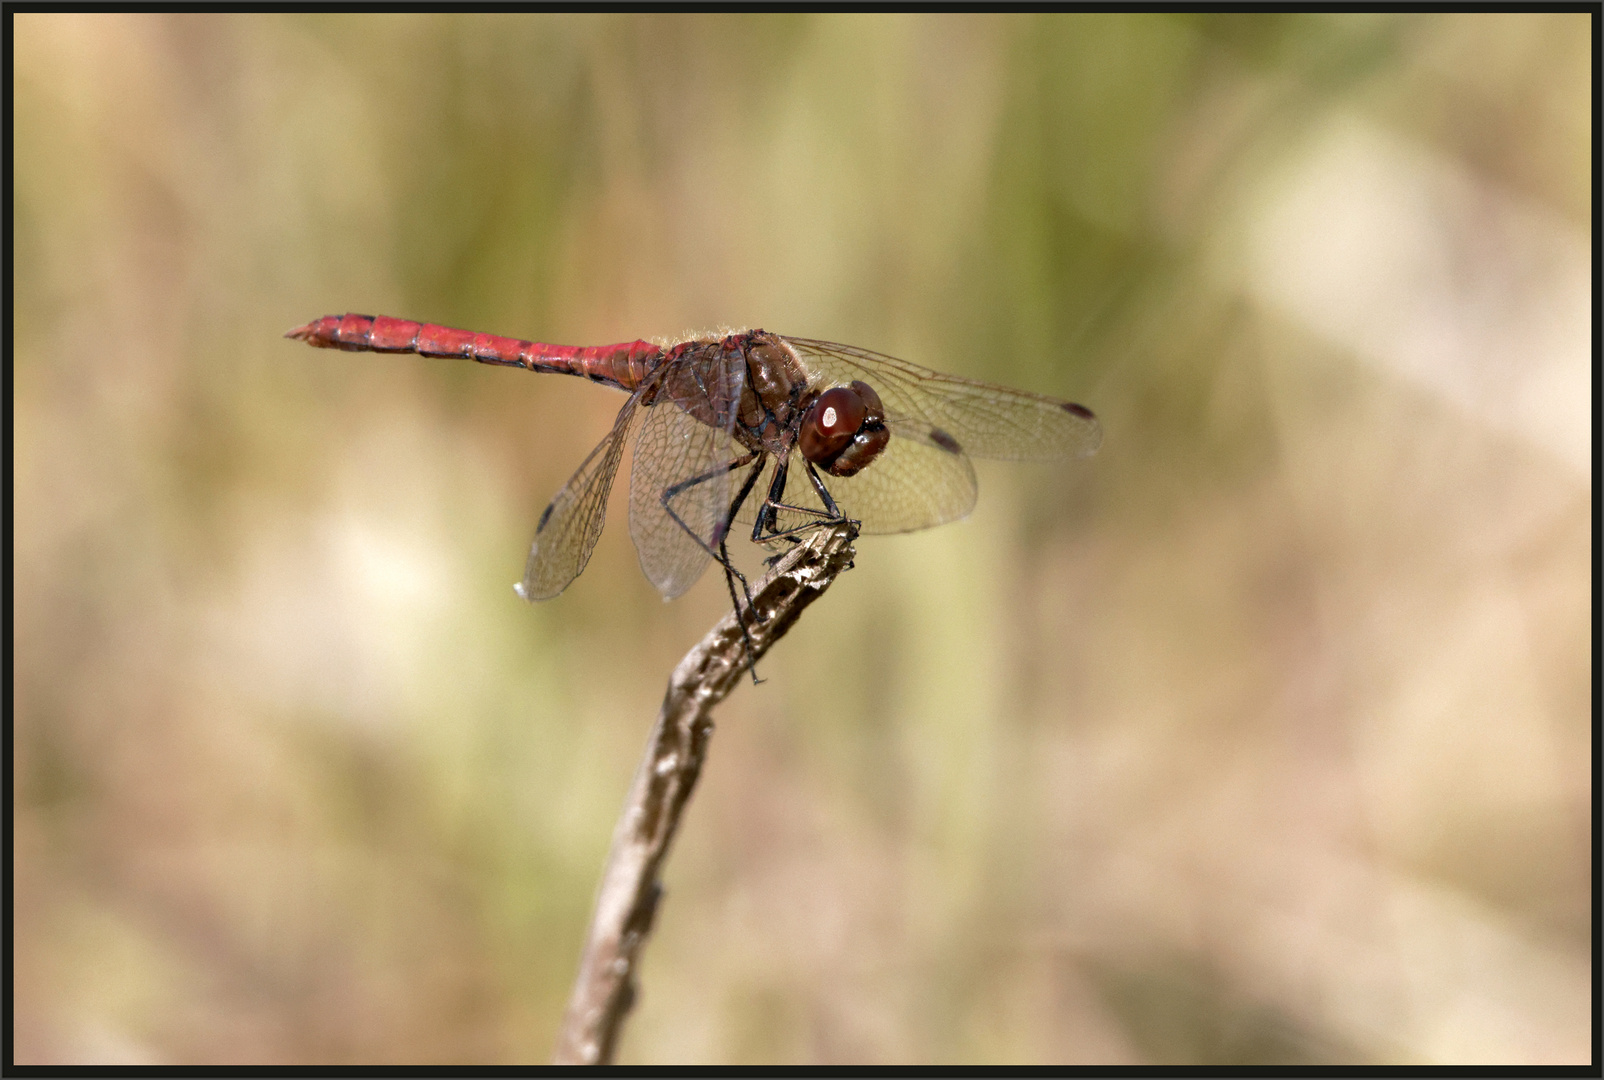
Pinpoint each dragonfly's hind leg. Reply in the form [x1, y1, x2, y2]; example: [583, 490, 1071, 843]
[660, 453, 770, 683]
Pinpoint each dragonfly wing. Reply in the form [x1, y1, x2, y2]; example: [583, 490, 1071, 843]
[628, 353, 747, 599]
[833, 421, 978, 532]
[784, 338, 1101, 461]
[518, 392, 643, 601]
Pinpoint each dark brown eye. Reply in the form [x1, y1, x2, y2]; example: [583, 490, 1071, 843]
[799, 386, 867, 465]
[849, 380, 883, 423]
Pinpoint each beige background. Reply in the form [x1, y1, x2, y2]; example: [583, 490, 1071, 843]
[13, 13, 1591, 1065]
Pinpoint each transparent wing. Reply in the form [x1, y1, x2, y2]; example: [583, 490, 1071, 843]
[783, 337, 1101, 461]
[825, 425, 978, 533]
[628, 352, 747, 599]
[517, 392, 643, 601]
[629, 404, 748, 599]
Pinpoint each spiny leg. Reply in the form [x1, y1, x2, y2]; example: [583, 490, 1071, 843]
[714, 458, 771, 684]
[800, 460, 858, 573]
[749, 456, 828, 534]
[750, 456, 792, 543]
[659, 451, 758, 546]
[660, 452, 770, 683]
[802, 459, 845, 519]
[752, 458, 858, 564]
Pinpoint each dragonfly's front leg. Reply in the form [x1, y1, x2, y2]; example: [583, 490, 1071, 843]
[751, 457, 829, 540]
[752, 457, 854, 562]
[802, 459, 844, 519]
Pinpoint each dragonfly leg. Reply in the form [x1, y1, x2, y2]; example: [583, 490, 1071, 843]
[719, 459, 773, 685]
[749, 456, 791, 542]
[751, 457, 857, 553]
[802, 460, 845, 519]
[752, 461, 862, 567]
[659, 451, 764, 572]
[751, 457, 832, 535]
[660, 452, 770, 684]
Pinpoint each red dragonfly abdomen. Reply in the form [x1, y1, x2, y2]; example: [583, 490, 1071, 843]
[286, 313, 663, 391]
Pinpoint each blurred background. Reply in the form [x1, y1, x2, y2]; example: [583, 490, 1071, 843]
[12, 13, 1591, 1066]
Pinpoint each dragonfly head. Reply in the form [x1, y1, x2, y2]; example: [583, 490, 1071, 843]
[799, 381, 890, 477]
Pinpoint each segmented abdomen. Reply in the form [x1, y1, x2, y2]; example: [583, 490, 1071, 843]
[286, 313, 662, 391]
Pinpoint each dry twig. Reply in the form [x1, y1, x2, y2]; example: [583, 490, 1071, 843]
[551, 519, 859, 1066]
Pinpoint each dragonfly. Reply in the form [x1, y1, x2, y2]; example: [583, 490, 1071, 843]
[288, 314, 1100, 667]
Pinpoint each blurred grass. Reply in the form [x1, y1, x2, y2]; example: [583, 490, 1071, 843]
[13, 12, 1591, 1065]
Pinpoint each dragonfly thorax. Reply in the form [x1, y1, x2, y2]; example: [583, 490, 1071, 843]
[728, 331, 813, 455]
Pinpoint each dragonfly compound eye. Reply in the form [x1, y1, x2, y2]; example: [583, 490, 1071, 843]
[799, 386, 868, 465]
[848, 380, 884, 423]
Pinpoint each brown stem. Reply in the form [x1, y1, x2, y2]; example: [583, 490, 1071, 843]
[550, 520, 859, 1066]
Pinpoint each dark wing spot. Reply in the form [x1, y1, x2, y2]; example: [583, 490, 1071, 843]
[537, 502, 555, 532]
[1062, 402, 1096, 420]
[929, 427, 962, 455]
